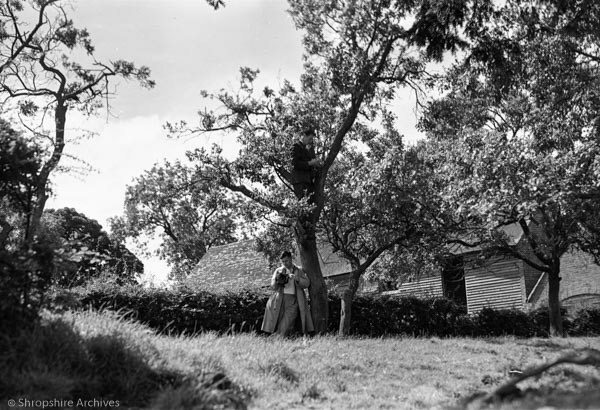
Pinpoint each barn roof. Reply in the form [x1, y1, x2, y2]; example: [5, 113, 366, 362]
[188, 239, 270, 291]
[448, 222, 524, 255]
[189, 238, 353, 291]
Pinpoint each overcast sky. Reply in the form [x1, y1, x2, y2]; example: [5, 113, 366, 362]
[45, 0, 424, 284]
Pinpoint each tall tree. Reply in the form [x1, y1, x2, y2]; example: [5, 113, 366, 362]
[0, 0, 154, 244]
[110, 160, 238, 280]
[170, 0, 481, 333]
[420, 0, 600, 336]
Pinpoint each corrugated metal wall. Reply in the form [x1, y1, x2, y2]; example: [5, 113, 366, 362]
[464, 257, 526, 313]
[384, 275, 444, 299]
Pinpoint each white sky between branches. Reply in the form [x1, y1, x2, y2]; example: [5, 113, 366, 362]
[45, 0, 425, 285]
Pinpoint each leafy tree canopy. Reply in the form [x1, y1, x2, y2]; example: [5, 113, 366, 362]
[0, 118, 44, 247]
[167, 0, 493, 333]
[110, 160, 238, 280]
[419, 0, 600, 335]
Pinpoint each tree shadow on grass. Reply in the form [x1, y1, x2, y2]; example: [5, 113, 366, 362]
[0, 314, 250, 409]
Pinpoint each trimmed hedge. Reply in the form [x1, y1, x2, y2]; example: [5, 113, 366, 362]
[47, 285, 600, 337]
[79, 287, 269, 335]
[333, 295, 469, 337]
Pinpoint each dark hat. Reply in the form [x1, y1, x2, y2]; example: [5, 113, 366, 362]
[302, 128, 316, 137]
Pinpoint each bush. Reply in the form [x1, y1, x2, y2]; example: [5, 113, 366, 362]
[567, 307, 600, 336]
[0, 240, 56, 333]
[475, 307, 539, 337]
[46, 284, 600, 338]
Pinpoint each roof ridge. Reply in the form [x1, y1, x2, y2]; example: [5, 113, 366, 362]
[209, 238, 256, 251]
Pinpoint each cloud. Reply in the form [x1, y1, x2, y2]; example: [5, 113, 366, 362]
[49, 113, 233, 224]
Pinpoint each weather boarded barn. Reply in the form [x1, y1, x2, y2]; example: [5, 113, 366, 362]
[530, 250, 600, 311]
[385, 249, 600, 314]
[463, 256, 526, 313]
[382, 275, 444, 299]
[383, 255, 529, 314]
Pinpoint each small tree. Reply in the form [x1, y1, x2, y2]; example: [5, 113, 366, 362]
[320, 132, 444, 335]
[110, 160, 238, 280]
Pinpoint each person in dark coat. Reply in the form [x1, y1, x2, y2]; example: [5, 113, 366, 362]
[291, 128, 322, 201]
[261, 251, 314, 336]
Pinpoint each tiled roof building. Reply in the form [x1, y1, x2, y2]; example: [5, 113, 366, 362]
[187, 239, 361, 292]
[188, 239, 271, 291]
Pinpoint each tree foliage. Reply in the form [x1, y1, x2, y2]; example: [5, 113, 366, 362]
[111, 160, 238, 280]
[0, 118, 44, 247]
[169, 0, 487, 333]
[0, 0, 153, 328]
[420, 0, 600, 336]
[0, 0, 154, 244]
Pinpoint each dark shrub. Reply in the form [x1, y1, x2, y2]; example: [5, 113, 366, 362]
[568, 307, 600, 336]
[475, 307, 539, 337]
[0, 240, 55, 333]
[344, 295, 467, 337]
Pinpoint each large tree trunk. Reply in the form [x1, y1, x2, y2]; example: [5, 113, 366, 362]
[547, 260, 563, 337]
[339, 268, 361, 336]
[25, 102, 66, 244]
[26, 185, 50, 244]
[0, 216, 13, 249]
[296, 234, 328, 334]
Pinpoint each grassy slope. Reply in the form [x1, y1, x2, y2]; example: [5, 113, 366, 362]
[184, 334, 600, 409]
[2, 310, 599, 410]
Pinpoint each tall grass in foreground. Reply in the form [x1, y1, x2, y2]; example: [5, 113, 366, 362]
[1, 309, 599, 409]
[0, 309, 247, 409]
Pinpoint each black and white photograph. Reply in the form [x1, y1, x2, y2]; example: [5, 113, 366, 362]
[1, 1, 600, 409]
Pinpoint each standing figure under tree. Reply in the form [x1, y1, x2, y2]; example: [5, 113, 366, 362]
[262, 251, 314, 336]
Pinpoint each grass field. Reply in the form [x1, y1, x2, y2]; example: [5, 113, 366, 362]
[1, 310, 599, 409]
